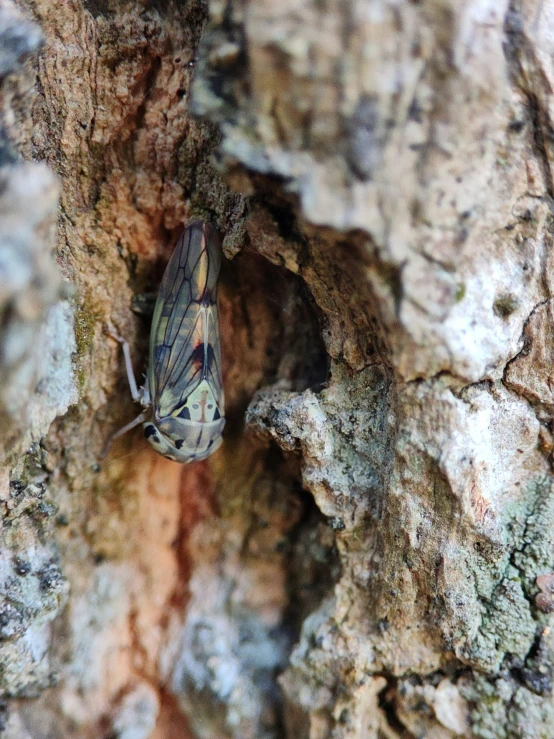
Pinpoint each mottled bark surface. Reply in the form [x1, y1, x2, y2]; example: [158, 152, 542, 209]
[2, 0, 554, 737]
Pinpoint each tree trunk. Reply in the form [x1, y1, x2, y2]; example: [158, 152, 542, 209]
[2, 0, 554, 737]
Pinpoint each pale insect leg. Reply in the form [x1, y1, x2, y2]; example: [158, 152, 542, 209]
[101, 328, 150, 461]
[106, 330, 142, 402]
[100, 410, 149, 459]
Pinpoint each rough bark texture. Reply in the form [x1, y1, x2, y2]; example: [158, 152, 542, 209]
[2, 0, 554, 737]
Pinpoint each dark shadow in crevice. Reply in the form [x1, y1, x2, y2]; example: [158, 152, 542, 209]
[377, 677, 417, 739]
[250, 441, 340, 738]
[220, 245, 329, 400]
[283, 486, 341, 636]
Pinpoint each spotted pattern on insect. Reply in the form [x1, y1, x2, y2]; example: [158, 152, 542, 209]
[145, 221, 225, 462]
[106, 221, 225, 463]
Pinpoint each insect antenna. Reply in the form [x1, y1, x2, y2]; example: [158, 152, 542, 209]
[97, 445, 144, 474]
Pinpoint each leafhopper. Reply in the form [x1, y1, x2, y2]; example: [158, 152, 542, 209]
[107, 221, 225, 462]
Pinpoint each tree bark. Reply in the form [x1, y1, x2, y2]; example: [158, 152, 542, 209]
[2, 0, 554, 737]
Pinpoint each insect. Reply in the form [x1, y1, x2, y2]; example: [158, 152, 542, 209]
[106, 221, 225, 463]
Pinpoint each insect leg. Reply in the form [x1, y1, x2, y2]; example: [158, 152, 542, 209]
[106, 329, 141, 402]
[100, 410, 150, 459]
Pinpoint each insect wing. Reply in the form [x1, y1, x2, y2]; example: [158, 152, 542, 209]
[149, 222, 224, 420]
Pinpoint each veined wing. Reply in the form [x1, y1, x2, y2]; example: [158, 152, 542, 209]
[149, 221, 223, 418]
